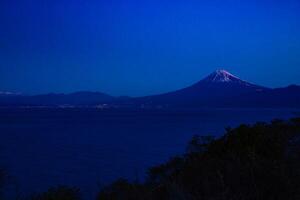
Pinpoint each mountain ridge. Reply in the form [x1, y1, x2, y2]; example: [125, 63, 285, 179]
[0, 70, 299, 108]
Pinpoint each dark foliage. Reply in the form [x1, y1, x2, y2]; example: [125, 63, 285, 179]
[30, 186, 81, 200]
[97, 179, 151, 200]
[97, 118, 300, 200]
[0, 168, 6, 200]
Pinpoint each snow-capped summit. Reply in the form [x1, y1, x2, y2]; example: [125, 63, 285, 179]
[202, 69, 243, 83]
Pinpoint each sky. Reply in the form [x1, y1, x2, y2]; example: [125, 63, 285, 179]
[0, 0, 300, 97]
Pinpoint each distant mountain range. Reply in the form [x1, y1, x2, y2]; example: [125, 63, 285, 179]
[0, 91, 115, 106]
[1, 70, 300, 108]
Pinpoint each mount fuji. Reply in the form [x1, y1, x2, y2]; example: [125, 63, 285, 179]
[0, 69, 299, 108]
[129, 69, 300, 108]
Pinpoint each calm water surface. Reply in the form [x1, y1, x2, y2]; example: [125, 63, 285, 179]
[0, 108, 298, 199]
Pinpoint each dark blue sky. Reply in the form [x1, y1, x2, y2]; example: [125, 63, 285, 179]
[0, 0, 300, 96]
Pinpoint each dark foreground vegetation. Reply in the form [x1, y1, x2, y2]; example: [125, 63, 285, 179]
[1, 118, 300, 200]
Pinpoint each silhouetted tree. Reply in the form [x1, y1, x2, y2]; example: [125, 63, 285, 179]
[30, 185, 80, 200]
[0, 167, 7, 200]
[97, 118, 300, 200]
[97, 179, 150, 200]
[186, 135, 215, 153]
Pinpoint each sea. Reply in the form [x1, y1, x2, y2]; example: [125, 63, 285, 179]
[0, 108, 299, 199]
